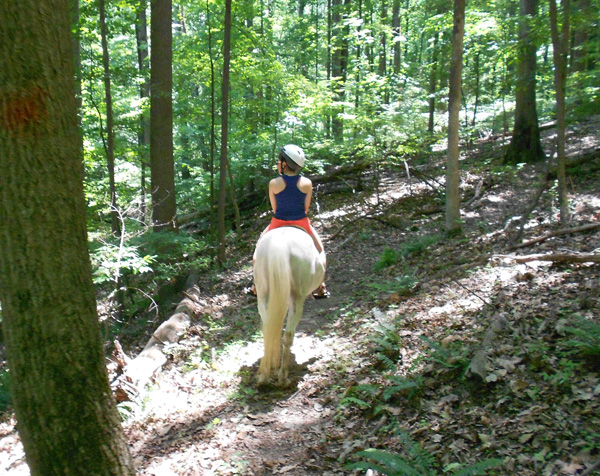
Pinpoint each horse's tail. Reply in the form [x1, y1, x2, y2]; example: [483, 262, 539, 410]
[258, 241, 291, 381]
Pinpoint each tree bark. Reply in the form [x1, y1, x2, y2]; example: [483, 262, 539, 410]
[445, 0, 466, 234]
[505, 0, 546, 164]
[150, 0, 177, 231]
[206, 0, 217, 240]
[136, 0, 150, 224]
[549, 0, 570, 224]
[99, 0, 120, 235]
[392, 0, 401, 74]
[427, 32, 439, 134]
[331, 0, 344, 140]
[0, 1, 134, 473]
[218, 0, 232, 263]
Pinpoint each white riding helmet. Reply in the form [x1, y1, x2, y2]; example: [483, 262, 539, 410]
[280, 144, 305, 169]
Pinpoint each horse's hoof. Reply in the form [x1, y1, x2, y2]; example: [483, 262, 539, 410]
[277, 370, 291, 387]
[256, 373, 269, 386]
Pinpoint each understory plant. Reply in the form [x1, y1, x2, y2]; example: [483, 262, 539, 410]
[347, 430, 503, 475]
[564, 315, 600, 367]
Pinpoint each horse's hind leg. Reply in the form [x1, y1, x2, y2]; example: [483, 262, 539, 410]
[278, 297, 305, 386]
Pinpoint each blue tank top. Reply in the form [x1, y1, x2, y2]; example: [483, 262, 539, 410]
[274, 174, 307, 221]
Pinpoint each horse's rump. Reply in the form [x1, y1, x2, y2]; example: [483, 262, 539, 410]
[253, 227, 325, 384]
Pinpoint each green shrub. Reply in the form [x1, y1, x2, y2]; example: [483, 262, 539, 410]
[375, 234, 441, 270]
[564, 315, 600, 366]
[0, 367, 11, 413]
[347, 430, 502, 476]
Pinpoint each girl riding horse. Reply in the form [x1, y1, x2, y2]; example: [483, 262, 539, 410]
[251, 144, 329, 298]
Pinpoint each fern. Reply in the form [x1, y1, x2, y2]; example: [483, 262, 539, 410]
[348, 430, 502, 476]
[347, 448, 428, 476]
[565, 315, 600, 361]
[452, 459, 503, 476]
[339, 396, 371, 410]
[420, 335, 470, 372]
[382, 376, 421, 401]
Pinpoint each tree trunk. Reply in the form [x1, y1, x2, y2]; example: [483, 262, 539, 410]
[227, 159, 242, 232]
[0, 1, 134, 474]
[378, 0, 388, 77]
[136, 0, 150, 224]
[471, 51, 480, 127]
[505, 0, 546, 164]
[150, 0, 177, 231]
[206, 0, 217, 240]
[570, 0, 593, 72]
[70, 0, 84, 157]
[331, 0, 344, 140]
[445, 0, 466, 234]
[549, 0, 571, 224]
[427, 32, 439, 134]
[218, 0, 232, 263]
[99, 0, 120, 235]
[392, 0, 401, 74]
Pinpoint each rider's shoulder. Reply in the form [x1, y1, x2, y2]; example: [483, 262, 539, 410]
[299, 176, 313, 186]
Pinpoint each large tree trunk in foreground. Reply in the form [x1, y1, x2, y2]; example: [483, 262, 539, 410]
[0, 1, 134, 474]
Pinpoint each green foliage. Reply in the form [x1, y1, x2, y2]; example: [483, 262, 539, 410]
[564, 315, 600, 366]
[90, 240, 155, 285]
[347, 431, 503, 476]
[339, 384, 380, 411]
[375, 234, 442, 270]
[382, 375, 422, 402]
[368, 319, 408, 374]
[419, 336, 471, 375]
[0, 367, 11, 413]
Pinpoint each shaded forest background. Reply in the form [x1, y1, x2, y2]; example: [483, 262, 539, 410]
[70, 0, 598, 304]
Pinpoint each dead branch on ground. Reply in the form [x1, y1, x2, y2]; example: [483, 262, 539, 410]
[494, 253, 600, 264]
[111, 271, 204, 400]
[511, 222, 600, 249]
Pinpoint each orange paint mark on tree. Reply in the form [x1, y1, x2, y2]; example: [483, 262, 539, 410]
[0, 86, 48, 132]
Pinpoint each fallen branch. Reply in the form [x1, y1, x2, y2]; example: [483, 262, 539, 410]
[511, 222, 600, 249]
[494, 253, 600, 264]
[466, 313, 510, 380]
[112, 271, 205, 400]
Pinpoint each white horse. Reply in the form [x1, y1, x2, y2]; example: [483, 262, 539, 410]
[253, 226, 326, 386]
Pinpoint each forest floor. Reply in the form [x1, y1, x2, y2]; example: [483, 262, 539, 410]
[2, 117, 600, 475]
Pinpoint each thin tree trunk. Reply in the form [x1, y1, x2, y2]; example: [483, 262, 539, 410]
[549, 0, 571, 224]
[136, 0, 150, 224]
[392, 0, 401, 74]
[471, 51, 480, 127]
[427, 32, 439, 134]
[331, 0, 344, 139]
[206, 0, 217, 240]
[227, 159, 242, 231]
[378, 0, 388, 77]
[0, 1, 135, 473]
[445, 0, 466, 234]
[71, 0, 84, 157]
[99, 0, 119, 235]
[218, 0, 232, 263]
